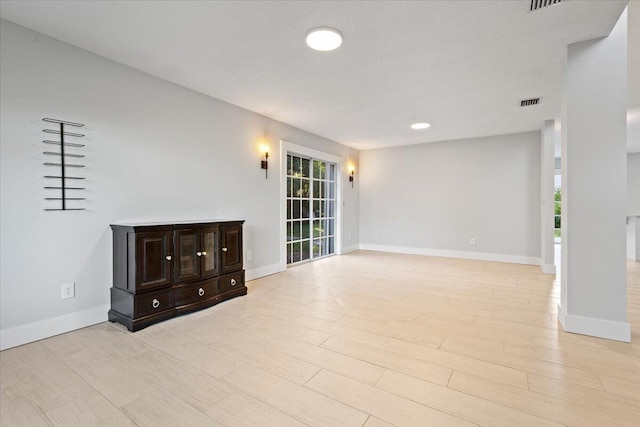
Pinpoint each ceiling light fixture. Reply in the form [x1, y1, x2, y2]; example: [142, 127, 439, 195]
[410, 122, 431, 130]
[306, 27, 343, 51]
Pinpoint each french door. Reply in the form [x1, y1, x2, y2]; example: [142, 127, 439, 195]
[286, 153, 336, 265]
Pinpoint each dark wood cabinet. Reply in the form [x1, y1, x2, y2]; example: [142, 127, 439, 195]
[109, 220, 246, 331]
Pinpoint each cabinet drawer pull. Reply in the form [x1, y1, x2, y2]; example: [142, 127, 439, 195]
[165, 255, 172, 261]
[196, 251, 202, 257]
[201, 251, 207, 256]
[230, 278, 237, 286]
[198, 287, 205, 297]
[222, 247, 228, 252]
[152, 299, 160, 309]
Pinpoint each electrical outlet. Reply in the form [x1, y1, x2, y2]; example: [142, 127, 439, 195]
[470, 238, 477, 246]
[62, 282, 75, 300]
[246, 251, 252, 261]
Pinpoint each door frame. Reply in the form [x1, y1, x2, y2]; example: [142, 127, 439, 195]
[279, 140, 344, 270]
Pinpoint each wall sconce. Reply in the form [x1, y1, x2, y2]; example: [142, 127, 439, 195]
[348, 164, 355, 188]
[260, 145, 269, 179]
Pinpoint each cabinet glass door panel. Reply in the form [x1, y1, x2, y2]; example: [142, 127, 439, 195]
[174, 229, 200, 283]
[201, 226, 219, 278]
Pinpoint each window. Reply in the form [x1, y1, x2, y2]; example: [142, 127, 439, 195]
[286, 154, 336, 264]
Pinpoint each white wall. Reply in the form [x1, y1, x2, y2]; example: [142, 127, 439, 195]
[559, 7, 628, 342]
[0, 20, 359, 349]
[629, 153, 640, 213]
[359, 132, 541, 264]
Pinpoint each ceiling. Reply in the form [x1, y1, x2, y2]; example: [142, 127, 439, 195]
[0, 0, 636, 151]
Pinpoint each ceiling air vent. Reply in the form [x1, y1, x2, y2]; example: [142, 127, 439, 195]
[530, 0, 563, 12]
[521, 98, 540, 107]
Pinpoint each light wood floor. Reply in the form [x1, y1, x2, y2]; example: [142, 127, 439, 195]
[1, 251, 639, 427]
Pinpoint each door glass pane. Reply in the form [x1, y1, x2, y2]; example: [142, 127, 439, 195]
[328, 219, 335, 236]
[301, 200, 310, 218]
[302, 158, 310, 178]
[287, 155, 292, 175]
[313, 160, 326, 179]
[293, 157, 301, 176]
[293, 221, 301, 241]
[321, 238, 329, 256]
[329, 164, 336, 181]
[179, 234, 196, 277]
[300, 179, 310, 198]
[287, 222, 293, 242]
[292, 241, 301, 263]
[301, 239, 311, 261]
[293, 178, 301, 198]
[293, 200, 301, 219]
[327, 201, 335, 217]
[313, 239, 321, 258]
[287, 199, 292, 220]
[203, 230, 216, 272]
[301, 220, 310, 239]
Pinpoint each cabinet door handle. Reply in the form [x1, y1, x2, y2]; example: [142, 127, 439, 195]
[222, 247, 228, 252]
[152, 299, 160, 309]
[230, 278, 237, 286]
[198, 287, 205, 297]
[165, 255, 172, 261]
[201, 251, 207, 256]
[196, 252, 202, 257]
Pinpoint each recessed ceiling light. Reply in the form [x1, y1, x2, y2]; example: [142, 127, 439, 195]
[411, 122, 431, 130]
[306, 27, 343, 51]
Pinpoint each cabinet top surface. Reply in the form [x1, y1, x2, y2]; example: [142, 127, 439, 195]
[111, 219, 244, 228]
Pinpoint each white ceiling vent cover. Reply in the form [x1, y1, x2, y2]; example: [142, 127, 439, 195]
[520, 98, 541, 107]
[530, 0, 563, 12]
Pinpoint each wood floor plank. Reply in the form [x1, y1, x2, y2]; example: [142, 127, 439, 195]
[375, 369, 563, 427]
[599, 374, 640, 400]
[448, 370, 634, 427]
[322, 336, 452, 386]
[125, 349, 231, 412]
[441, 336, 605, 390]
[306, 369, 476, 426]
[289, 314, 389, 347]
[205, 392, 307, 427]
[527, 373, 640, 422]
[121, 388, 222, 427]
[44, 391, 137, 427]
[222, 364, 368, 427]
[381, 338, 528, 389]
[146, 331, 243, 378]
[265, 335, 385, 385]
[0, 384, 53, 427]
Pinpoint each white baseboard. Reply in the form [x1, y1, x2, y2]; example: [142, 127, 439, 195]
[245, 262, 284, 282]
[540, 263, 557, 274]
[341, 244, 360, 254]
[558, 303, 631, 342]
[0, 262, 283, 351]
[358, 243, 541, 266]
[0, 304, 109, 351]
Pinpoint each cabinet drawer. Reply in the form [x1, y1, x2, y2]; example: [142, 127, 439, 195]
[135, 289, 173, 317]
[174, 278, 219, 306]
[219, 271, 244, 294]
